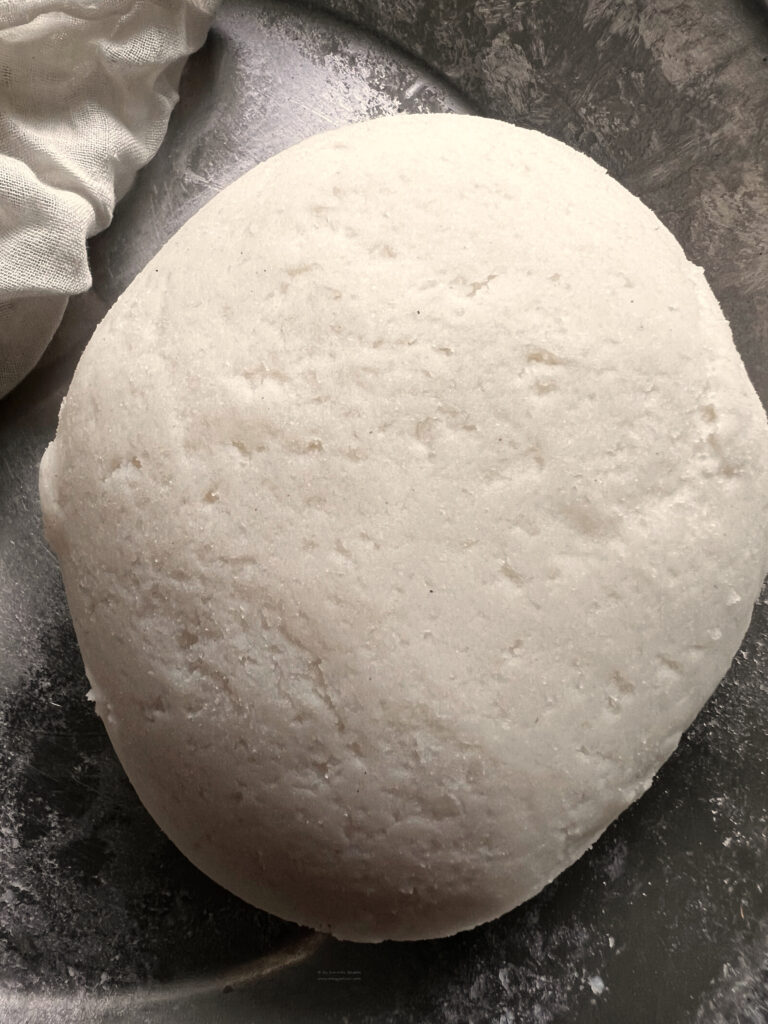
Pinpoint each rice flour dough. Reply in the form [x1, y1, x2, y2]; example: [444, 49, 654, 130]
[39, 113, 768, 941]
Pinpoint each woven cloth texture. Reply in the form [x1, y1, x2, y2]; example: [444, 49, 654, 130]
[0, 0, 218, 397]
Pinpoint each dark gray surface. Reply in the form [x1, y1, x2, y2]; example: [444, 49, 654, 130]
[2, 1, 768, 1021]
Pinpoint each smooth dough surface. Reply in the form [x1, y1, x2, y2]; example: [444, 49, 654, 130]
[40, 113, 768, 941]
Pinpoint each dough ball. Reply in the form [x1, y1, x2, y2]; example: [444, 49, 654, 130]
[39, 113, 768, 942]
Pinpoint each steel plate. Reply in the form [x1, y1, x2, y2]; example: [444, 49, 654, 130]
[2, 1, 768, 1021]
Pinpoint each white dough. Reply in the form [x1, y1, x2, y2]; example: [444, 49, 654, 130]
[39, 113, 768, 941]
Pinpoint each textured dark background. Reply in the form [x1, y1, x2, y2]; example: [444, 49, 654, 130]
[2, 1, 768, 1022]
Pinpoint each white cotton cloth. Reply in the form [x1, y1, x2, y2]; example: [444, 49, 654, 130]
[0, 0, 219, 398]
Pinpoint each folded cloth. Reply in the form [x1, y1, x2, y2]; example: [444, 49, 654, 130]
[0, 0, 219, 398]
